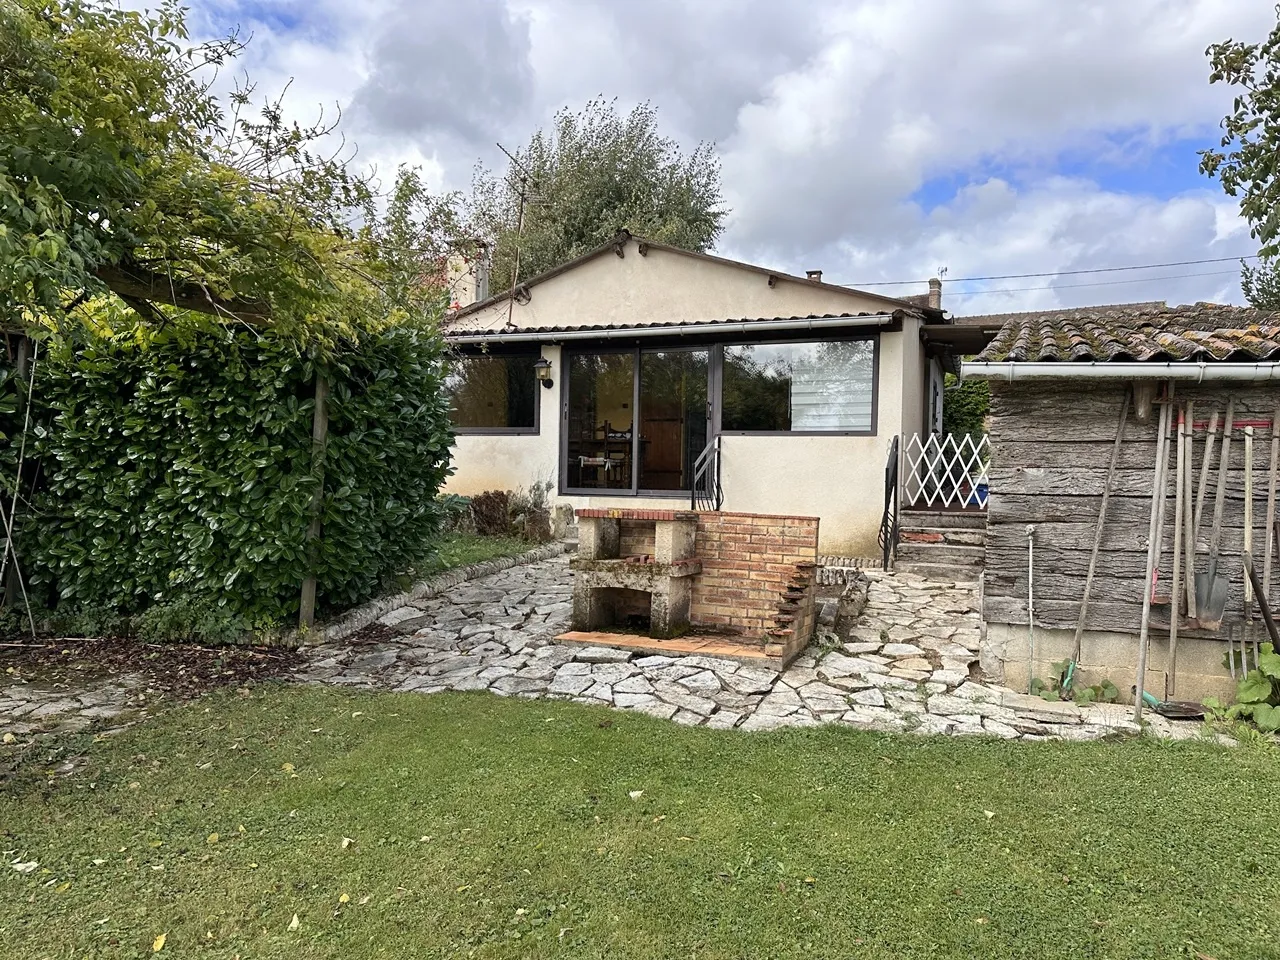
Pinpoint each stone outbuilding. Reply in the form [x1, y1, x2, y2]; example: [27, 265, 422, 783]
[964, 302, 1280, 704]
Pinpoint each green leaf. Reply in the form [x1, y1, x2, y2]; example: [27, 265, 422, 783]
[1236, 670, 1274, 704]
[1252, 703, 1280, 733]
[1257, 650, 1280, 679]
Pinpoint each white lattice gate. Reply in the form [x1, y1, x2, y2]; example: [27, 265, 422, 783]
[903, 433, 990, 509]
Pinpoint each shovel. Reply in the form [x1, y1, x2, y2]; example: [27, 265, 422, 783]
[1197, 400, 1234, 630]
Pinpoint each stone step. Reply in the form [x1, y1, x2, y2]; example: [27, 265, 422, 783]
[893, 560, 983, 582]
[899, 509, 987, 531]
[895, 542, 985, 566]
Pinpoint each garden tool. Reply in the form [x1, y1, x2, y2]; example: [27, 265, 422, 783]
[1065, 391, 1130, 697]
[1135, 689, 1206, 721]
[1243, 551, 1280, 651]
[1135, 397, 1172, 722]
[1162, 403, 1187, 701]
[1197, 400, 1234, 631]
[1187, 407, 1221, 624]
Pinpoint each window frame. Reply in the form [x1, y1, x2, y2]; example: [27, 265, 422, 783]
[447, 348, 542, 436]
[559, 344, 711, 499]
[714, 333, 879, 438]
[555, 332, 880, 498]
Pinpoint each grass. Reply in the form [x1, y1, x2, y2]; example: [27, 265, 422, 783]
[3, 687, 1279, 959]
[416, 532, 538, 580]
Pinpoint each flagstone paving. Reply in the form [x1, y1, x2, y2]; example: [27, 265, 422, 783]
[0, 553, 1209, 743]
[291, 554, 1206, 742]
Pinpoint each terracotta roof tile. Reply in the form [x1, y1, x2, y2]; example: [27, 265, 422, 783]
[974, 302, 1280, 363]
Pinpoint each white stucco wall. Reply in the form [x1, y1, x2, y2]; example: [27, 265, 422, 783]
[449, 239, 904, 332]
[443, 241, 929, 556]
[445, 333, 909, 556]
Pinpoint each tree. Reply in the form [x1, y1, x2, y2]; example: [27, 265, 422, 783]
[1200, 9, 1280, 309]
[0, 0, 454, 345]
[468, 98, 727, 292]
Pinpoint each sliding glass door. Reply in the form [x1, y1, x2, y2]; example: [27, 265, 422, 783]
[563, 347, 709, 494]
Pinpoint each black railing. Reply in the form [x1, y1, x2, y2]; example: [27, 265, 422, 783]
[691, 435, 723, 511]
[878, 434, 900, 569]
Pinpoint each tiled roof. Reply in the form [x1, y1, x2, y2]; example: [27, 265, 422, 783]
[975, 302, 1280, 363]
[445, 311, 906, 340]
[952, 301, 1165, 329]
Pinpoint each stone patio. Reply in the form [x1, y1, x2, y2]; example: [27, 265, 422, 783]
[0, 552, 1210, 744]
[291, 554, 1206, 742]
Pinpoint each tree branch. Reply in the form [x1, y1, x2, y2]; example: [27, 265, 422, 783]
[94, 263, 271, 323]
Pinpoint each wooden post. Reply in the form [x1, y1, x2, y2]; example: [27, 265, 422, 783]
[298, 370, 329, 630]
[3, 336, 30, 609]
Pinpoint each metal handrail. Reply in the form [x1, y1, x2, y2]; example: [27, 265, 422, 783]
[691, 435, 723, 511]
[878, 434, 900, 569]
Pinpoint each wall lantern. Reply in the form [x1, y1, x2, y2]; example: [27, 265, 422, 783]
[534, 356, 554, 389]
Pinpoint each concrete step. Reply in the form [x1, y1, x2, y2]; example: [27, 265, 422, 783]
[895, 542, 985, 566]
[899, 527, 987, 547]
[894, 560, 983, 582]
[899, 509, 987, 531]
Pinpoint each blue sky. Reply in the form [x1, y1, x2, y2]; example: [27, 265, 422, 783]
[188, 0, 1274, 314]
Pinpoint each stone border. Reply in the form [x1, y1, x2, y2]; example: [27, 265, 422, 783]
[291, 542, 569, 646]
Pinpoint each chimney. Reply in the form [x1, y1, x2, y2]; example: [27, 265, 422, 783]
[927, 277, 942, 310]
[806, 269, 823, 283]
[445, 241, 492, 308]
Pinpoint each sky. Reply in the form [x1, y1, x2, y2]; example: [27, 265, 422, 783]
[183, 0, 1276, 316]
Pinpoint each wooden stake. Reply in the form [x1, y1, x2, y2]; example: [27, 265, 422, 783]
[2, 336, 29, 609]
[299, 370, 330, 630]
[1245, 426, 1255, 620]
[1183, 401, 1196, 622]
[1264, 404, 1279, 610]
[1136, 396, 1172, 722]
[1073, 391, 1130, 664]
[1168, 403, 1185, 699]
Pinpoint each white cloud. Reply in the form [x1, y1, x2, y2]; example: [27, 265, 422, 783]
[179, 0, 1274, 310]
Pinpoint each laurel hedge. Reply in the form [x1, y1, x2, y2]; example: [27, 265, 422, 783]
[2, 326, 453, 626]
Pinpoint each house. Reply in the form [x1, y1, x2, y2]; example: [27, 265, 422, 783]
[441, 230, 981, 556]
[962, 301, 1280, 703]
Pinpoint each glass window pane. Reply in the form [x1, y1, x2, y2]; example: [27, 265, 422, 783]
[566, 353, 635, 490]
[446, 355, 537, 430]
[639, 350, 708, 491]
[722, 340, 874, 432]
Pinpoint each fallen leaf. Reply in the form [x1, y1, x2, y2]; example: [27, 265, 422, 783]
[152, 933, 166, 952]
[652, 815, 666, 823]
[11, 860, 38, 874]
[974, 917, 989, 925]
[358, 895, 371, 905]
[677, 836, 694, 842]
[281, 763, 295, 774]
[206, 833, 219, 845]
[341, 837, 354, 849]
[628, 790, 644, 800]
[351, 711, 363, 717]
[983, 811, 995, 819]
[804, 877, 816, 885]
[339, 893, 350, 904]
[2, 732, 16, 744]
[288, 914, 300, 931]
[91, 859, 106, 866]
[56, 881, 70, 892]
[456, 885, 470, 892]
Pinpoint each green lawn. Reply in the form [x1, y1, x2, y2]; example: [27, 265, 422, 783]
[416, 533, 537, 580]
[3, 688, 1278, 960]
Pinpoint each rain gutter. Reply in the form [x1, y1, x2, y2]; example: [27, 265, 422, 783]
[961, 361, 1280, 382]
